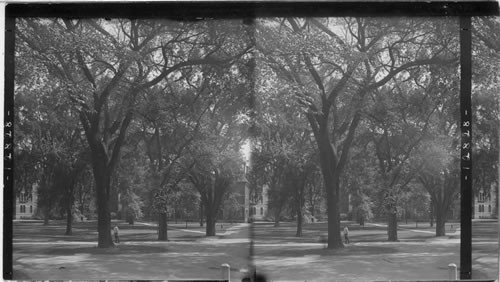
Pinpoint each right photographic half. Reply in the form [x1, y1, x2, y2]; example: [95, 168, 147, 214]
[249, 15, 499, 281]
[471, 16, 500, 280]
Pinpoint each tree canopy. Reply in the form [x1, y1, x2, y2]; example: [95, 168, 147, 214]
[14, 16, 500, 251]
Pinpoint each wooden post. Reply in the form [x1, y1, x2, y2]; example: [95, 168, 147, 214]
[448, 263, 458, 280]
[221, 263, 230, 281]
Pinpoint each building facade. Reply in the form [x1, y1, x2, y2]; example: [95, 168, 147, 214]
[218, 164, 251, 223]
[15, 183, 38, 219]
[474, 184, 497, 219]
[249, 184, 269, 221]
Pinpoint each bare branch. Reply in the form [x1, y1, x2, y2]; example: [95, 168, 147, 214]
[368, 57, 458, 91]
[76, 51, 96, 88]
[309, 18, 346, 47]
[87, 19, 120, 47]
[303, 54, 326, 97]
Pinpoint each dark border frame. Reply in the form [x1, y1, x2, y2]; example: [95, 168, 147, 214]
[460, 16, 473, 280]
[4, 1, 499, 280]
[5, 1, 499, 18]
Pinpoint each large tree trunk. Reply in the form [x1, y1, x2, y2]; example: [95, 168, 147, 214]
[429, 201, 435, 227]
[435, 207, 447, 236]
[199, 201, 204, 227]
[315, 124, 344, 249]
[326, 183, 343, 248]
[158, 212, 168, 240]
[43, 206, 50, 226]
[206, 207, 216, 236]
[387, 212, 398, 241]
[296, 175, 307, 237]
[174, 204, 178, 224]
[310, 205, 315, 222]
[296, 206, 303, 237]
[321, 171, 343, 248]
[191, 171, 231, 237]
[65, 182, 75, 235]
[274, 207, 281, 227]
[359, 213, 365, 226]
[126, 208, 135, 225]
[82, 104, 133, 248]
[94, 167, 114, 248]
[65, 202, 73, 235]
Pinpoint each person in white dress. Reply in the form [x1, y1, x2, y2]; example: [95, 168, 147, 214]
[343, 226, 350, 244]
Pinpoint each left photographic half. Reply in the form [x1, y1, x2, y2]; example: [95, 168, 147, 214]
[9, 11, 255, 280]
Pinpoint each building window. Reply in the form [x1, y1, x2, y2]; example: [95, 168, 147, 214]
[30, 205, 33, 213]
[20, 205, 25, 213]
[488, 205, 491, 213]
[478, 192, 484, 203]
[260, 207, 263, 215]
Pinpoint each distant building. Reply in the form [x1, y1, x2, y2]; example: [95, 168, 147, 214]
[219, 178, 250, 222]
[244, 178, 250, 222]
[474, 184, 497, 219]
[15, 183, 38, 219]
[250, 184, 269, 221]
[219, 164, 251, 223]
[240, 165, 251, 222]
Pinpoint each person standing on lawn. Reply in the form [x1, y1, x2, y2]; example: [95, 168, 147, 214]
[113, 225, 120, 243]
[343, 226, 350, 244]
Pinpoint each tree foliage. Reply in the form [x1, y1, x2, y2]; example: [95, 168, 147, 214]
[256, 17, 458, 248]
[16, 18, 253, 246]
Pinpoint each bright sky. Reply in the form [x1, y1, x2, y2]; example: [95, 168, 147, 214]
[241, 139, 251, 163]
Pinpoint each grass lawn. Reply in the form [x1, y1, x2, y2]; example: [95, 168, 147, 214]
[11, 219, 497, 280]
[252, 220, 498, 281]
[12, 220, 251, 280]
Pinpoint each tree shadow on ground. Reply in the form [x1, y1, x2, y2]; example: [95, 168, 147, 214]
[12, 269, 32, 280]
[120, 233, 202, 242]
[472, 256, 498, 279]
[259, 244, 398, 258]
[42, 244, 170, 255]
[14, 220, 208, 243]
